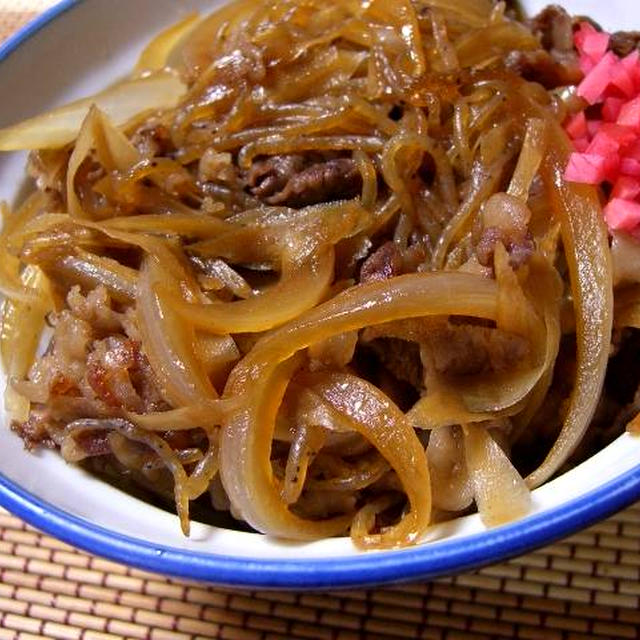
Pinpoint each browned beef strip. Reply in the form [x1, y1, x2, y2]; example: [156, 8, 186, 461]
[268, 158, 362, 207]
[130, 122, 174, 158]
[73, 430, 113, 457]
[504, 49, 582, 89]
[13, 285, 168, 456]
[367, 338, 423, 390]
[248, 154, 308, 199]
[610, 31, 640, 57]
[505, 4, 581, 89]
[431, 323, 530, 377]
[86, 336, 144, 412]
[476, 227, 535, 270]
[359, 241, 403, 283]
[531, 4, 574, 54]
[11, 411, 57, 451]
[248, 154, 362, 207]
[363, 318, 530, 379]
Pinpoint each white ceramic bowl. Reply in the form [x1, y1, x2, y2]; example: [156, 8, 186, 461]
[0, 0, 639, 589]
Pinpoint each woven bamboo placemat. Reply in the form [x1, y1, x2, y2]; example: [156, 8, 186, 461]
[0, 504, 640, 639]
[0, 0, 45, 39]
[1, 2, 640, 639]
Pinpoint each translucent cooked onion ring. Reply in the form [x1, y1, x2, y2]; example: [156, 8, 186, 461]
[220, 271, 498, 547]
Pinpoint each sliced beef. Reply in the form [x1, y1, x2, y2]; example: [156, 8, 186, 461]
[504, 49, 582, 89]
[476, 227, 535, 270]
[27, 311, 93, 400]
[531, 5, 574, 54]
[505, 4, 581, 89]
[609, 31, 640, 57]
[67, 285, 123, 334]
[367, 338, 423, 390]
[248, 154, 362, 208]
[71, 430, 113, 458]
[11, 410, 57, 451]
[130, 121, 174, 158]
[359, 241, 402, 283]
[27, 149, 67, 211]
[248, 154, 308, 199]
[362, 318, 530, 379]
[13, 285, 167, 454]
[84, 333, 164, 414]
[86, 336, 144, 412]
[267, 158, 362, 207]
[428, 323, 530, 378]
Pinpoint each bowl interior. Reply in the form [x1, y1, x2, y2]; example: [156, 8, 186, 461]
[0, 0, 639, 583]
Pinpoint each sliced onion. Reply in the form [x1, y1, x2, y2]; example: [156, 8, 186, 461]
[507, 118, 547, 201]
[136, 256, 217, 407]
[463, 424, 531, 527]
[101, 214, 231, 238]
[169, 248, 334, 334]
[54, 250, 138, 302]
[190, 199, 370, 266]
[220, 271, 498, 545]
[185, 426, 219, 501]
[455, 21, 538, 68]
[407, 386, 521, 430]
[427, 425, 474, 513]
[196, 333, 240, 374]
[528, 146, 613, 488]
[176, 0, 258, 79]
[354, 150, 378, 209]
[510, 255, 563, 440]
[223, 353, 353, 540]
[1, 265, 51, 422]
[126, 399, 238, 431]
[420, 0, 494, 27]
[0, 72, 185, 151]
[281, 424, 326, 505]
[63, 216, 197, 290]
[0, 195, 48, 304]
[66, 106, 141, 218]
[194, 259, 253, 299]
[301, 371, 431, 548]
[134, 13, 201, 75]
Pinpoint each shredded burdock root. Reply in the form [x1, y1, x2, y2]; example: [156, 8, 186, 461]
[1, 0, 640, 549]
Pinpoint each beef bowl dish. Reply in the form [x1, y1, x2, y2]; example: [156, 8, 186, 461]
[0, 0, 639, 587]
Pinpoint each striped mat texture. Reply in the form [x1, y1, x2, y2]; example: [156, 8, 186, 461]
[1, 1, 640, 639]
[0, 0, 45, 40]
[0, 505, 639, 639]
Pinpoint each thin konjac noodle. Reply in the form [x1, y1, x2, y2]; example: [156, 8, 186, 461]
[0, 0, 636, 549]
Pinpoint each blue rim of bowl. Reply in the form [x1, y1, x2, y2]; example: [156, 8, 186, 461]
[0, 0, 79, 61]
[1, 461, 640, 588]
[1, 0, 640, 589]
